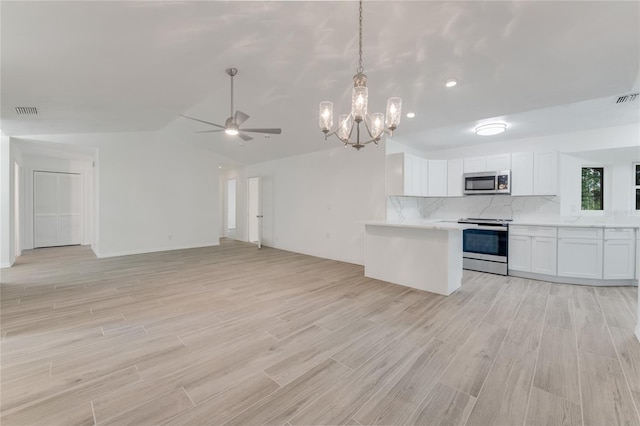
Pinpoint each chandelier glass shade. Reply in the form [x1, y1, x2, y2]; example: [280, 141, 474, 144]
[319, 0, 402, 150]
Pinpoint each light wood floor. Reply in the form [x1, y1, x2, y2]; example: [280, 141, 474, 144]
[1, 239, 639, 426]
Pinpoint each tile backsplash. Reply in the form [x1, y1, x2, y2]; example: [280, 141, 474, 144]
[387, 195, 640, 225]
[388, 195, 560, 221]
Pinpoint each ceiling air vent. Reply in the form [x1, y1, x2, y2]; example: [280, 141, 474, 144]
[615, 93, 638, 104]
[15, 106, 38, 115]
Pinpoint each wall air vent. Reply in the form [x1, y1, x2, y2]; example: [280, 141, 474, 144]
[615, 93, 638, 104]
[15, 106, 38, 115]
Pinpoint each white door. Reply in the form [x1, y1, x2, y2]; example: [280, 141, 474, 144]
[247, 176, 262, 248]
[34, 171, 83, 248]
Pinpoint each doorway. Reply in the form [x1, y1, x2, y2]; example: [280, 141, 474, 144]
[226, 178, 237, 239]
[247, 176, 262, 248]
[14, 162, 21, 256]
[34, 171, 83, 248]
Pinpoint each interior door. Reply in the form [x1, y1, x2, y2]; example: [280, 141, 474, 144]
[247, 176, 262, 248]
[34, 171, 83, 248]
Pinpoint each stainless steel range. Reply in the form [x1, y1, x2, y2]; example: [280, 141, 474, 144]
[458, 218, 512, 275]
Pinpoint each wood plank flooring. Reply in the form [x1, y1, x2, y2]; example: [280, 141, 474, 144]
[1, 239, 639, 425]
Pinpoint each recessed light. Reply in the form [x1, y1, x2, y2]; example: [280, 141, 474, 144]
[475, 123, 507, 136]
[445, 78, 458, 88]
[218, 165, 222, 169]
[406, 112, 415, 118]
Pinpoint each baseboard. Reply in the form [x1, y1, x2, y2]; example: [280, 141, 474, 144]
[1, 262, 13, 269]
[95, 242, 220, 259]
[508, 270, 638, 287]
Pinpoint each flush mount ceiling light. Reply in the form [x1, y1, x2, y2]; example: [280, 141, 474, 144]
[445, 78, 458, 88]
[406, 112, 416, 118]
[319, 0, 402, 150]
[475, 123, 507, 136]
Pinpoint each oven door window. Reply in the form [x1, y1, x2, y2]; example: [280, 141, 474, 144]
[465, 176, 496, 190]
[463, 229, 508, 257]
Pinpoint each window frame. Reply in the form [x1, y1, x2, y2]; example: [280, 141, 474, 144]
[581, 166, 604, 212]
[634, 162, 640, 212]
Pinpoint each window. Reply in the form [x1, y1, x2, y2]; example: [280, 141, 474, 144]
[581, 167, 603, 210]
[635, 163, 640, 211]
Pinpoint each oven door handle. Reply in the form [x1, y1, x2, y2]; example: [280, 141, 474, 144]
[467, 225, 509, 232]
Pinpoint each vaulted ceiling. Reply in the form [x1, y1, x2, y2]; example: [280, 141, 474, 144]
[2, 1, 638, 164]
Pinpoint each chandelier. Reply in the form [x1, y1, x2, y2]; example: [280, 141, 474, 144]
[319, 0, 402, 150]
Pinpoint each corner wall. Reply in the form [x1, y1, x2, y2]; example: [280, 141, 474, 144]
[11, 130, 226, 258]
[228, 145, 387, 265]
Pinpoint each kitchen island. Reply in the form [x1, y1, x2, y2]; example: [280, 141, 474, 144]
[364, 220, 476, 296]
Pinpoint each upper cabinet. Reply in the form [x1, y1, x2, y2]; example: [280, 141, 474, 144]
[427, 160, 448, 197]
[387, 150, 558, 198]
[463, 154, 510, 173]
[510, 151, 558, 196]
[447, 159, 464, 197]
[533, 151, 558, 195]
[511, 152, 534, 196]
[386, 153, 448, 197]
[386, 153, 429, 197]
[486, 154, 511, 171]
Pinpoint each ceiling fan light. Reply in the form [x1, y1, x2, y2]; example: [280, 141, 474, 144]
[225, 127, 239, 136]
[475, 123, 507, 136]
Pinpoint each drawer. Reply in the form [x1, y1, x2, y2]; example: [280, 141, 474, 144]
[604, 228, 636, 240]
[509, 225, 557, 238]
[558, 227, 603, 240]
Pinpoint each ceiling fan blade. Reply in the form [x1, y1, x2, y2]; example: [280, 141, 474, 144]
[180, 114, 225, 129]
[237, 132, 253, 142]
[234, 110, 250, 126]
[194, 129, 225, 133]
[241, 128, 282, 134]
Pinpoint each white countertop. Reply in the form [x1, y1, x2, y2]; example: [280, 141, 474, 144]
[509, 220, 640, 229]
[363, 220, 477, 231]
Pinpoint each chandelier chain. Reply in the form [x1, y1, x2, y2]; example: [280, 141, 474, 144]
[357, 0, 364, 74]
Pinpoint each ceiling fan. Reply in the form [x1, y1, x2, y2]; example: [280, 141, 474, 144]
[181, 67, 282, 142]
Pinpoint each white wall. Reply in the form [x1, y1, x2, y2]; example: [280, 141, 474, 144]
[226, 145, 386, 265]
[422, 123, 639, 159]
[0, 133, 15, 268]
[12, 131, 227, 258]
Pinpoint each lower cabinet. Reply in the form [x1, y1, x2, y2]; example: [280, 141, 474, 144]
[604, 239, 636, 279]
[557, 238, 603, 279]
[508, 226, 557, 275]
[531, 237, 557, 275]
[508, 235, 531, 272]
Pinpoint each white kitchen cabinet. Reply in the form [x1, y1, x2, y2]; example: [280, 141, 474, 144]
[387, 152, 426, 196]
[508, 235, 532, 272]
[531, 236, 557, 275]
[486, 154, 511, 171]
[603, 228, 636, 279]
[534, 151, 558, 195]
[428, 160, 448, 197]
[447, 159, 464, 197]
[508, 225, 557, 274]
[386, 153, 429, 197]
[463, 157, 486, 173]
[511, 152, 534, 196]
[557, 238, 603, 279]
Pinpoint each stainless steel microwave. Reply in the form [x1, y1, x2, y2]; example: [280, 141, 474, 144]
[463, 170, 511, 195]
